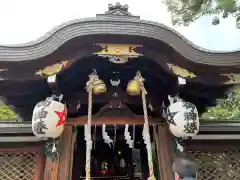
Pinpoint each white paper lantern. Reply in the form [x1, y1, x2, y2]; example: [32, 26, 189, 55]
[32, 99, 67, 139]
[166, 101, 199, 137]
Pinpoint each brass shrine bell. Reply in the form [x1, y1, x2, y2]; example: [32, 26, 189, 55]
[127, 79, 141, 96]
[92, 79, 107, 95]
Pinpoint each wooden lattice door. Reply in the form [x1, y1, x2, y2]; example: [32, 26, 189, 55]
[0, 145, 44, 180]
[189, 150, 240, 180]
[186, 140, 240, 180]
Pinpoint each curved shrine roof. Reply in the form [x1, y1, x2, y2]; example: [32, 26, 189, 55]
[0, 3, 239, 67]
[0, 3, 239, 122]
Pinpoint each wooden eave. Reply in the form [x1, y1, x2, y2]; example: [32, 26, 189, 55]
[0, 13, 238, 86]
[1, 120, 240, 134]
[0, 15, 238, 89]
[0, 15, 239, 67]
[0, 15, 240, 67]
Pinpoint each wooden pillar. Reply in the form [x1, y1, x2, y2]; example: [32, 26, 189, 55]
[44, 157, 59, 180]
[57, 125, 74, 180]
[33, 145, 45, 180]
[154, 124, 174, 180]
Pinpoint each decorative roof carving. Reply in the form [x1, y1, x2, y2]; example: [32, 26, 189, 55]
[35, 60, 72, 77]
[94, 43, 143, 64]
[167, 63, 196, 78]
[105, 3, 132, 16]
[221, 73, 240, 84]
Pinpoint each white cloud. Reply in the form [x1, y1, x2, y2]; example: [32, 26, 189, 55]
[0, 0, 239, 51]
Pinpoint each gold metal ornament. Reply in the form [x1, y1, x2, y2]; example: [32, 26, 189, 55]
[92, 79, 107, 95]
[167, 63, 196, 78]
[94, 43, 143, 64]
[86, 70, 107, 95]
[36, 60, 72, 77]
[127, 79, 141, 96]
[221, 73, 240, 84]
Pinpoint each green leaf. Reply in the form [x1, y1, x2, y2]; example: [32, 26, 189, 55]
[164, 0, 240, 27]
[0, 105, 17, 121]
[201, 86, 240, 120]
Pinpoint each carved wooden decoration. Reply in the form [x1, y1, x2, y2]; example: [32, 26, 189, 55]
[94, 43, 143, 64]
[104, 3, 132, 16]
[167, 63, 196, 78]
[221, 73, 240, 84]
[36, 60, 72, 77]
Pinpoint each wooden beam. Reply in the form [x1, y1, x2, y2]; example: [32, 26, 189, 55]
[66, 91, 161, 109]
[5, 89, 161, 107]
[44, 157, 59, 180]
[67, 116, 163, 125]
[2, 120, 240, 134]
[0, 136, 42, 142]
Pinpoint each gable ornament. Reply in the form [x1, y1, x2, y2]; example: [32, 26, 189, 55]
[94, 43, 143, 64]
[167, 63, 196, 78]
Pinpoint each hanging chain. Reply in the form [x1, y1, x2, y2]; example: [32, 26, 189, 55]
[136, 71, 156, 180]
[85, 73, 97, 180]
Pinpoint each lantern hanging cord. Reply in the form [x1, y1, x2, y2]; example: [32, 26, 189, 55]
[85, 72, 98, 180]
[136, 71, 156, 180]
[175, 138, 184, 152]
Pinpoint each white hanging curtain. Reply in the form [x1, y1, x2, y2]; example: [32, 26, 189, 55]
[124, 124, 133, 148]
[102, 124, 113, 147]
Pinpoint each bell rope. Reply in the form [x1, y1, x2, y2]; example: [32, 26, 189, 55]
[85, 72, 98, 180]
[135, 71, 156, 180]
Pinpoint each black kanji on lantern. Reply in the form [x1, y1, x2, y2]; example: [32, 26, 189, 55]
[33, 121, 48, 134]
[33, 109, 48, 122]
[35, 100, 51, 109]
[182, 102, 198, 134]
[183, 121, 197, 134]
[184, 110, 197, 122]
[183, 103, 197, 122]
[182, 102, 195, 110]
[166, 108, 178, 125]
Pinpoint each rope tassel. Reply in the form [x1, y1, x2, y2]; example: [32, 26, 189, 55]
[134, 71, 156, 180]
[84, 72, 99, 180]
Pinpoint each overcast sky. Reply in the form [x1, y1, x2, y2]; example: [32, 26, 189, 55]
[0, 0, 239, 51]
